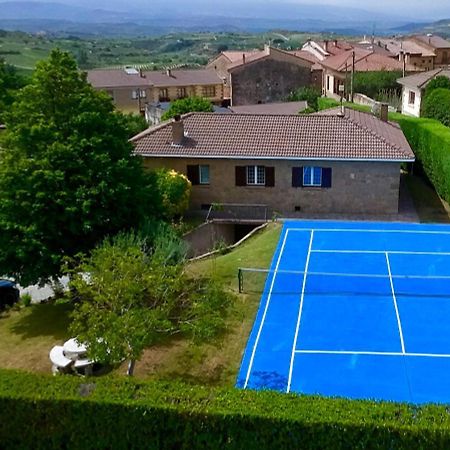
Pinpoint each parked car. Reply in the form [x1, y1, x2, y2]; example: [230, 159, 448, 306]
[0, 279, 20, 309]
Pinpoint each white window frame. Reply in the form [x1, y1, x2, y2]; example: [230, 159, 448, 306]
[303, 166, 322, 187]
[199, 165, 210, 185]
[408, 90, 415, 105]
[132, 89, 146, 99]
[247, 166, 265, 186]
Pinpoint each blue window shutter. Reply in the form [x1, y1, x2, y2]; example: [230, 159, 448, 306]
[292, 167, 303, 187]
[322, 168, 332, 188]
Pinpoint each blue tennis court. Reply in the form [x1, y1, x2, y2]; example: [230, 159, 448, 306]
[237, 220, 450, 404]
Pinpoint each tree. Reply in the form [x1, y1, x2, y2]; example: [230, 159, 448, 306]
[121, 112, 148, 139]
[0, 58, 26, 122]
[353, 71, 402, 100]
[422, 88, 450, 127]
[154, 169, 191, 219]
[0, 49, 155, 285]
[69, 230, 232, 376]
[424, 76, 450, 97]
[161, 96, 213, 121]
[286, 86, 321, 111]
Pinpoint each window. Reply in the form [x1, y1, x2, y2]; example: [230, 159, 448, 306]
[202, 86, 216, 97]
[303, 167, 322, 186]
[235, 166, 275, 187]
[132, 89, 146, 99]
[292, 166, 332, 188]
[199, 165, 210, 184]
[159, 88, 169, 101]
[247, 166, 265, 185]
[408, 90, 416, 105]
[177, 87, 187, 98]
[187, 164, 210, 185]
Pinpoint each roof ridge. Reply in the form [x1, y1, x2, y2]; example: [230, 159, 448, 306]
[129, 120, 172, 142]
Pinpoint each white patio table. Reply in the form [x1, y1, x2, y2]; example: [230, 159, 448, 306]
[63, 338, 87, 359]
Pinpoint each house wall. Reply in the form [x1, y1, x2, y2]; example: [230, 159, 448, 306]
[207, 54, 232, 98]
[230, 58, 312, 106]
[404, 53, 435, 71]
[147, 84, 224, 104]
[141, 157, 401, 214]
[435, 48, 450, 67]
[99, 87, 151, 114]
[401, 86, 422, 117]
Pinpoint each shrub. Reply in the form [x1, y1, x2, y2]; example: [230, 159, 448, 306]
[353, 70, 402, 100]
[161, 97, 213, 121]
[396, 115, 450, 202]
[422, 88, 450, 127]
[424, 76, 450, 96]
[20, 293, 32, 307]
[287, 86, 321, 111]
[2, 369, 450, 449]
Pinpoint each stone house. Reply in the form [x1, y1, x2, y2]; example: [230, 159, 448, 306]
[397, 68, 450, 117]
[320, 47, 417, 99]
[131, 108, 414, 217]
[207, 46, 316, 106]
[410, 35, 450, 68]
[87, 67, 224, 115]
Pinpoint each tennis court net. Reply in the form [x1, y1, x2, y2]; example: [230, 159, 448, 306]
[237, 267, 450, 298]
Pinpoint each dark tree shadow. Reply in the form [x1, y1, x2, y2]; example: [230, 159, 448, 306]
[10, 302, 73, 339]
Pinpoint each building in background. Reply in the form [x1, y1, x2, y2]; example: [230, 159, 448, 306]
[87, 67, 224, 115]
[397, 68, 450, 117]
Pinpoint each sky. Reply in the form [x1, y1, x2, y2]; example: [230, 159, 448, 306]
[13, 0, 450, 21]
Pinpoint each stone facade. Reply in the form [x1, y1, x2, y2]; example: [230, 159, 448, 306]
[142, 157, 401, 215]
[230, 59, 312, 105]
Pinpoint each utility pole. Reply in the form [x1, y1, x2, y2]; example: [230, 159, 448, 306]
[350, 51, 355, 103]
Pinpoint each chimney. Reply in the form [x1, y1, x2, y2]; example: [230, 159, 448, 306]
[380, 103, 388, 122]
[172, 115, 184, 146]
[242, 53, 246, 64]
[324, 40, 329, 51]
[166, 68, 172, 77]
[264, 44, 270, 54]
[333, 39, 338, 47]
[139, 68, 145, 78]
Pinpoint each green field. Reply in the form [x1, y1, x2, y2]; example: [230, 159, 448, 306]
[0, 29, 328, 73]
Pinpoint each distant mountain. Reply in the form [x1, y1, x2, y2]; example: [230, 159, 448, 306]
[0, 1, 430, 37]
[421, 19, 450, 38]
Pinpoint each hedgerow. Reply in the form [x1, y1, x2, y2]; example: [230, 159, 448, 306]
[395, 116, 450, 202]
[1, 369, 450, 449]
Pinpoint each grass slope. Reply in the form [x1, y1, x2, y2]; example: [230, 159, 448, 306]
[0, 223, 281, 385]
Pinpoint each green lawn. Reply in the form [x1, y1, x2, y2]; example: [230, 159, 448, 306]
[0, 302, 73, 373]
[0, 223, 281, 385]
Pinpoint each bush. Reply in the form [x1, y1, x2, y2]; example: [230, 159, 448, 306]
[353, 70, 402, 100]
[287, 86, 321, 111]
[424, 76, 450, 96]
[422, 88, 450, 127]
[20, 293, 32, 307]
[161, 97, 213, 121]
[396, 115, 450, 202]
[2, 369, 450, 449]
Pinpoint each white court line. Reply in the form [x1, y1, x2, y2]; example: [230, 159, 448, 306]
[243, 229, 290, 389]
[312, 249, 450, 256]
[286, 230, 314, 393]
[386, 252, 406, 354]
[289, 228, 450, 235]
[294, 349, 450, 358]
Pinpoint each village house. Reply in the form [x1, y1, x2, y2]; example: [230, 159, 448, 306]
[87, 67, 224, 115]
[410, 35, 450, 68]
[320, 47, 417, 99]
[207, 46, 317, 106]
[131, 108, 414, 217]
[397, 68, 450, 117]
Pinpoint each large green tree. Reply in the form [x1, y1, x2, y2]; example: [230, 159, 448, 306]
[0, 49, 155, 284]
[0, 58, 26, 122]
[422, 88, 450, 127]
[69, 231, 232, 376]
[161, 96, 213, 121]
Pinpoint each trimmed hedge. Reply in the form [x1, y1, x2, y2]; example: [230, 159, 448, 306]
[1, 370, 450, 449]
[395, 116, 450, 203]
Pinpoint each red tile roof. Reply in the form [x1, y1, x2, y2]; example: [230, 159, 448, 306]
[131, 109, 414, 162]
[87, 68, 222, 89]
[412, 35, 450, 49]
[397, 68, 450, 89]
[321, 48, 414, 72]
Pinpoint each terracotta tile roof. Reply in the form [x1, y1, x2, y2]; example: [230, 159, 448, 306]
[131, 109, 414, 162]
[378, 39, 435, 57]
[321, 48, 414, 72]
[229, 101, 307, 115]
[144, 69, 222, 87]
[288, 50, 321, 64]
[221, 50, 266, 63]
[412, 35, 450, 49]
[397, 68, 450, 89]
[87, 69, 150, 89]
[87, 68, 222, 89]
[321, 40, 354, 56]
